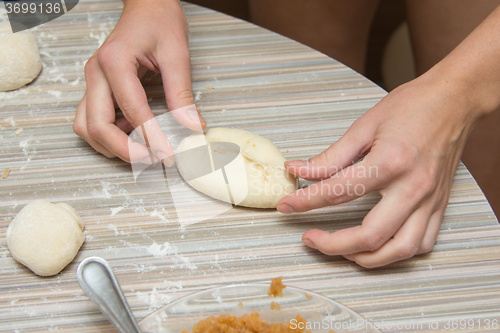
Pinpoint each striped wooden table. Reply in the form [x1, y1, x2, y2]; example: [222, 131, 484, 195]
[1, 1, 500, 332]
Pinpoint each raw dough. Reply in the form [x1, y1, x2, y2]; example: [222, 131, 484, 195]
[0, 22, 42, 92]
[6, 200, 85, 276]
[176, 127, 297, 208]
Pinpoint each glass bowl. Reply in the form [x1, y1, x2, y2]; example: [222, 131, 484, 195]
[139, 283, 381, 333]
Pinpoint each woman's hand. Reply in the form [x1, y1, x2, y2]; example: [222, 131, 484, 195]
[277, 71, 480, 268]
[278, 4, 500, 268]
[73, 0, 205, 165]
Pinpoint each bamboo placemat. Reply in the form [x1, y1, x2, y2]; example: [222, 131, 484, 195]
[1, 1, 499, 332]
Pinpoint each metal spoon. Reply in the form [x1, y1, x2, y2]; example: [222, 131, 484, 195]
[77, 257, 141, 333]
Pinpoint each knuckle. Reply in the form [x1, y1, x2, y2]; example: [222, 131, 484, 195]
[175, 88, 194, 103]
[419, 240, 435, 254]
[378, 145, 417, 179]
[362, 231, 386, 252]
[83, 56, 98, 77]
[86, 120, 104, 140]
[410, 173, 438, 202]
[312, 148, 334, 167]
[119, 102, 150, 126]
[396, 243, 420, 259]
[380, 153, 407, 177]
[96, 44, 119, 68]
[418, 175, 438, 196]
[72, 121, 85, 137]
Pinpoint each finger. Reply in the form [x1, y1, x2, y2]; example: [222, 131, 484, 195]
[285, 119, 374, 180]
[97, 54, 173, 165]
[73, 93, 115, 158]
[301, 191, 416, 255]
[418, 208, 445, 254]
[158, 47, 206, 132]
[350, 207, 431, 268]
[115, 117, 134, 134]
[138, 64, 149, 79]
[85, 58, 151, 163]
[277, 160, 379, 213]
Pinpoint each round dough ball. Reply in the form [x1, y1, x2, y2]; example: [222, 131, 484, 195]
[0, 22, 42, 92]
[6, 200, 85, 276]
[176, 127, 297, 208]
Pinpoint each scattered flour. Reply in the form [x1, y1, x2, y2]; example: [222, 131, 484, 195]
[70, 78, 81, 86]
[6, 117, 15, 127]
[149, 208, 169, 224]
[210, 253, 225, 272]
[47, 90, 62, 98]
[91, 181, 114, 199]
[135, 280, 183, 311]
[131, 263, 157, 273]
[89, 31, 108, 46]
[107, 223, 129, 236]
[178, 255, 197, 271]
[18, 137, 37, 171]
[110, 206, 124, 216]
[47, 73, 68, 84]
[146, 241, 197, 270]
[194, 91, 202, 102]
[83, 230, 94, 241]
[19, 139, 29, 149]
[147, 241, 177, 258]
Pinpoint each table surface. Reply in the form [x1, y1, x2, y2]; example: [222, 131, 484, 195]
[1, 1, 500, 332]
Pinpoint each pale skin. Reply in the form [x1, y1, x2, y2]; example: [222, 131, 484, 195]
[277, 3, 500, 267]
[74, 0, 500, 268]
[73, 0, 206, 165]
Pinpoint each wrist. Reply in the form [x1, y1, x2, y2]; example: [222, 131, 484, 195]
[412, 63, 485, 132]
[426, 6, 500, 122]
[119, 0, 188, 33]
[122, 0, 175, 10]
[432, 58, 500, 123]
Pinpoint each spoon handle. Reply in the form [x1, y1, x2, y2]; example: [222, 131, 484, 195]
[77, 257, 141, 333]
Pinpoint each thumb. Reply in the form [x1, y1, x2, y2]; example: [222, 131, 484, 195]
[160, 50, 206, 132]
[285, 127, 371, 181]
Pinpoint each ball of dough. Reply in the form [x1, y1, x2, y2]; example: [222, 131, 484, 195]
[176, 127, 297, 208]
[6, 200, 85, 276]
[0, 22, 42, 92]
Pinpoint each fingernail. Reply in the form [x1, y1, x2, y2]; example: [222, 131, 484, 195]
[302, 238, 317, 250]
[163, 158, 174, 167]
[284, 160, 308, 167]
[187, 108, 202, 124]
[277, 203, 296, 214]
[153, 150, 174, 167]
[342, 254, 354, 262]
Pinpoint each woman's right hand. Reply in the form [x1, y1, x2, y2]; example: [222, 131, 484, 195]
[73, 0, 205, 165]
